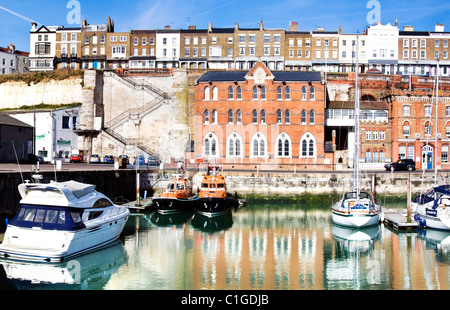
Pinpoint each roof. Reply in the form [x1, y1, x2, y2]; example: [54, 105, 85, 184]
[197, 70, 322, 83]
[328, 101, 389, 110]
[0, 112, 33, 128]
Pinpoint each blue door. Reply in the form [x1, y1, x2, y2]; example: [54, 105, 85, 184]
[427, 152, 433, 169]
[93, 61, 98, 69]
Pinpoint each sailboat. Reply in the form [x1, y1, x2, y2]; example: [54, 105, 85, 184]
[331, 34, 382, 228]
[412, 60, 450, 231]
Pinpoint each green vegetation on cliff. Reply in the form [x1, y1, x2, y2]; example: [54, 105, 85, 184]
[0, 70, 84, 86]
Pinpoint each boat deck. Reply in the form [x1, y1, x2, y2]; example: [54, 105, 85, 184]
[383, 208, 418, 230]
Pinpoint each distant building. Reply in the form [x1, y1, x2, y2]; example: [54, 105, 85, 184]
[8, 107, 81, 163]
[0, 44, 29, 74]
[0, 112, 33, 163]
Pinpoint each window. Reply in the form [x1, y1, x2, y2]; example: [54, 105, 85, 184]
[366, 131, 372, 141]
[204, 87, 210, 100]
[204, 133, 218, 158]
[62, 116, 70, 129]
[251, 133, 266, 158]
[261, 87, 266, 100]
[228, 110, 234, 124]
[302, 86, 307, 100]
[310, 87, 315, 100]
[261, 110, 266, 124]
[425, 105, 432, 117]
[286, 87, 291, 100]
[227, 133, 243, 157]
[403, 122, 411, 136]
[236, 110, 242, 124]
[252, 110, 258, 124]
[277, 110, 283, 124]
[309, 110, 315, 124]
[236, 87, 242, 100]
[407, 145, 415, 160]
[277, 87, 283, 100]
[301, 110, 307, 124]
[253, 86, 258, 100]
[212, 87, 218, 100]
[276, 133, 291, 157]
[403, 105, 410, 116]
[211, 110, 218, 124]
[228, 87, 234, 100]
[285, 110, 290, 124]
[425, 121, 432, 136]
[203, 110, 210, 124]
[300, 133, 316, 158]
[443, 146, 449, 163]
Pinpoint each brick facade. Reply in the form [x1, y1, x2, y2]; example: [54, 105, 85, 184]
[193, 62, 329, 170]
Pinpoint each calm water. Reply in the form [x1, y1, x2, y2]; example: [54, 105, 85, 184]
[0, 200, 449, 290]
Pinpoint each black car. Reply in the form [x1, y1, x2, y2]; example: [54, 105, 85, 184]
[385, 159, 416, 172]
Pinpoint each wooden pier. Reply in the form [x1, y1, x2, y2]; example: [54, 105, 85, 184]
[383, 208, 418, 230]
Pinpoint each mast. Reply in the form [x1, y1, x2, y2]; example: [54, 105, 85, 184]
[434, 59, 440, 186]
[354, 33, 360, 197]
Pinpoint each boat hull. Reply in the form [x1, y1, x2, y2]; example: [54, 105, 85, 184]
[152, 197, 198, 214]
[331, 209, 381, 228]
[0, 212, 129, 263]
[196, 197, 238, 218]
[414, 212, 450, 231]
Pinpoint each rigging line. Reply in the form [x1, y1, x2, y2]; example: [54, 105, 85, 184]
[11, 141, 24, 183]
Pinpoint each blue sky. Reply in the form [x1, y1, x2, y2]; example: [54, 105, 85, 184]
[1, 0, 450, 52]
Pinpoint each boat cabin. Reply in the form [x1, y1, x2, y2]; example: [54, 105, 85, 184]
[199, 175, 227, 198]
[161, 177, 193, 199]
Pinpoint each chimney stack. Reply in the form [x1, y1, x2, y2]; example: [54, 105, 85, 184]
[289, 21, 299, 32]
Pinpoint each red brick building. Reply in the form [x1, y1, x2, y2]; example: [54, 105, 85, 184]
[193, 62, 330, 170]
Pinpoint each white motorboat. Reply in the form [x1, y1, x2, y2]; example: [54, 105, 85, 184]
[332, 192, 382, 228]
[330, 34, 382, 228]
[412, 186, 450, 231]
[0, 180, 130, 263]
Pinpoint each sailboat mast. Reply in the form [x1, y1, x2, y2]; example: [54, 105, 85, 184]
[354, 33, 360, 196]
[434, 59, 439, 186]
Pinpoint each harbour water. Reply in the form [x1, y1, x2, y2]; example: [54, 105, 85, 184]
[0, 200, 448, 290]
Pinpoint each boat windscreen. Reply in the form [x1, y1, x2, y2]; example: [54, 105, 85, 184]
[8, 205, 85, 231]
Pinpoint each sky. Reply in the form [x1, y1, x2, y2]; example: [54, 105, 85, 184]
[1, 0, 450, 52]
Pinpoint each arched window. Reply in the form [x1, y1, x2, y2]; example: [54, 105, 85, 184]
[204, 87, 210, 100]
[261, 86, 266, 100]
[252, 109, 258, 124]
[236, 86, 242, 100]
[310, 110, 315, 124]
[277, 109, 283, 124]
[302, 86, 307, 100]
[276, 133, 291, 158]
[403, 121, 411, 136]
[236, 109, 242, 124]
[212, 86, 218, 100]
[228, 86, 234, 100]
[228, 110, 234, 124]
[301, 110, 307, 124]
[252, 86, 258, 100]
[261, 109, 266, 124]
[285, 109, 291, 124]
[251, 133, 267, 158]
[227, 132, 243, 158]
[277, 87, 283, 100]
[310, 86, 315, 100]
[300, 132, 316, 158]
[203, 133, 219, 158]
[212, 109, 218, 124]
[425, 121, 432, 136]
[286, 87, 291, 100]
[204, 110, 210, 124]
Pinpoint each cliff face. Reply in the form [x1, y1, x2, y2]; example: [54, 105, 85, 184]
[0, 77, 83, 108]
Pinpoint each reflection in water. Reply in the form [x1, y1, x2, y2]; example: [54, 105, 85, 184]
[0, 202, 448, 290]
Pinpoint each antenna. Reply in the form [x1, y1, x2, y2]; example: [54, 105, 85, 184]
[11, 141, 24, 183]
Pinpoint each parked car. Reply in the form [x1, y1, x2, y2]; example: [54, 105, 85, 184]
[134, 155, 146, 166]
[148, 157, 160, 166]
[103, 155, 114, 164]
[70, 154, 82, 163]
[385, 159, 416, 172]
[89, 154, 100, 163]
[29, 154, 44, 164]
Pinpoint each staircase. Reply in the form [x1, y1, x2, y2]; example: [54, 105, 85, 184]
[103, 72, 171, 159]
